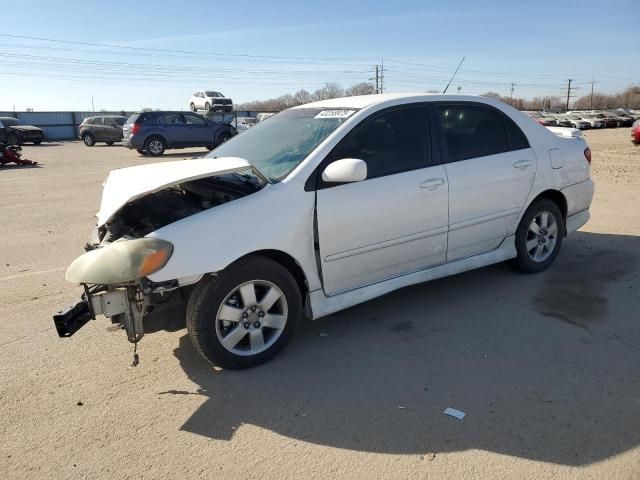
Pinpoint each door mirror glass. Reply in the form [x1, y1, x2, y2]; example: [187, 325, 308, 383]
[322, 158, 367, 183]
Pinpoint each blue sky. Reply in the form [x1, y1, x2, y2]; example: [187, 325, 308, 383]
[0, 0, 637, 111]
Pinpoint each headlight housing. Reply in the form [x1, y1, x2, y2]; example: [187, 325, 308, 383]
[66, 238, 173, 285]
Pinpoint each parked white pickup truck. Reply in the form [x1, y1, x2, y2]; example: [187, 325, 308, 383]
[54, 94, 594, 370]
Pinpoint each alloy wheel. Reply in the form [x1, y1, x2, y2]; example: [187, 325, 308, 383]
[215, 280, 288, 356]
[526, 211, 558, 262]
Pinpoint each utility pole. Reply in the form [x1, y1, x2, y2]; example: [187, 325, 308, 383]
[588, 76, 599, 109]
[457, 86, 462, 95]
[379, 59, 384, 93]
[565, 79, 575, 111]
[370, 65, 379, 94]
[510, 83, 516, 103]
[91, 96, 95, 113]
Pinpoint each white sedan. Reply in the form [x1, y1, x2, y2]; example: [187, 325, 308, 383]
[55, 94, 594, 369]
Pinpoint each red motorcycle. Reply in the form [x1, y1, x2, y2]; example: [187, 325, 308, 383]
[0, 143, 37, 166]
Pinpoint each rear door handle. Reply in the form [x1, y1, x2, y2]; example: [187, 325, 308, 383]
[420, 177, 446, 190]
[513, 160, 533, 170]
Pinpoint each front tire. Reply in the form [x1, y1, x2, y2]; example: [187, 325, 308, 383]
[106, 141, 114, 146]
[204, 102, 210, 111]
[33, 140, 42, 145]
[511, 199, 564, 273]
[187, 256, 302, 369]
[144, 136, 165, 156]
[7, 133, 20, 146]
[82, 133, 95, 147]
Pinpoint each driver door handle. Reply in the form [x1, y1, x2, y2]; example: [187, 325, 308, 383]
[420, 177, 446, 190]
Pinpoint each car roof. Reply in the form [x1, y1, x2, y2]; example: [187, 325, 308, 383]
[293, 93, 523, 110]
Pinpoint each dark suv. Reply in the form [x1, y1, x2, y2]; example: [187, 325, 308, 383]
[79, 115, 128, 146]
[123, 111, 237, 156]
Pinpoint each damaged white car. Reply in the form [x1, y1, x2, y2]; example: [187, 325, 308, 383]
[54, 94, 594, 369]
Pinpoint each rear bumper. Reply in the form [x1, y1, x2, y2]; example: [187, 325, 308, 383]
[566, 210, 590, 235]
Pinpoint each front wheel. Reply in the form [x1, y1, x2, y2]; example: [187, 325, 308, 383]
[7, 133, 20, 146]
[511, 199, 564, 273]
[187, 256, 302, 369]
[106, 141, 114, 146]
[33, 140, 42, 145]
[204, 102, 210, 111]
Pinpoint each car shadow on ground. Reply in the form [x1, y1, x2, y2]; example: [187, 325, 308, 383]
[145, 230, 640, 466]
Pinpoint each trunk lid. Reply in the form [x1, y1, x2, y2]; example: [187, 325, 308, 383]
[97, 157, 252, 226]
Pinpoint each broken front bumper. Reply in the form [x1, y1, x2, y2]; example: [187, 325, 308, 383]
[53, 286, 146, 343]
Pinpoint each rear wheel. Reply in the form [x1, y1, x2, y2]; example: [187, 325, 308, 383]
[511, 199, 564, 273]
[217, 132, 232, 146]
[190, 102, 196, 112]
[33, 140, 42, 145]
[144, 136, 165, 156]
[82, 133, 95, 147]
[106, 141, 114, 146]
[187, 256, 302, 369]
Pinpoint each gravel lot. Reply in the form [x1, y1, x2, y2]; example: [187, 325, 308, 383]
[1, 130, 639, 480]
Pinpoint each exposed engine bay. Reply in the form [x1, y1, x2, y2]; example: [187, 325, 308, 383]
[88, 172, 262, 249]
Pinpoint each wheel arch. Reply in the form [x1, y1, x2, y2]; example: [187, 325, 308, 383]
[526, 189, 568, 234]
[232, 249, 309, 301]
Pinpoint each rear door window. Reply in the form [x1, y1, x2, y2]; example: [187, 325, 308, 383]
[436, 104, 529, 162]
[159, 114, 185, 125]
[184, 114, 207, 125]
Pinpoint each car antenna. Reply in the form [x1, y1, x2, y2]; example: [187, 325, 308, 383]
[442, 56, 466, 94]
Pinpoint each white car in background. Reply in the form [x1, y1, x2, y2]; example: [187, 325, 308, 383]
[55, 94, 594, 370]
[568, 112, 605, 129]
[189, 90, 233, 112]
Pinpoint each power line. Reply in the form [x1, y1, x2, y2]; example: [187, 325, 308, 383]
[0, 33, 374, 63]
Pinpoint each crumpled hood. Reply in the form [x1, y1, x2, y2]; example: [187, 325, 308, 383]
[97, 156, 251, 226]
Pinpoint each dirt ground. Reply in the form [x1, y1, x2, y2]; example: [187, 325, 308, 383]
[1, 130, 639, 480]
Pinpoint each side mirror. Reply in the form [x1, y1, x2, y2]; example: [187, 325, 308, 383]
[322, 158, 367, 183]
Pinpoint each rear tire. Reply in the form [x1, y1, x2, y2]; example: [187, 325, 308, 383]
[217, 132, 232, 146]
[510, 198, 564, 273]
[106, 141, 114, 146]
[144, 136, 165, 156]
[33, 140, 42, 145]
[82, 133, 95, 147]
[190, 103, 196, 112]
[187, 256, 302, 369]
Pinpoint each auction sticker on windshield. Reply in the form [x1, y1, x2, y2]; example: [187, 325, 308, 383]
[314, 110, 356, 119]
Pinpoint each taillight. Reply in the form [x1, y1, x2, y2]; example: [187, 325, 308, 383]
[584, 147, 592, 164]
[131, 123, 141, 135]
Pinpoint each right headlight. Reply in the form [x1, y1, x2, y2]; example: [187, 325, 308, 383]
[66, 238, 173, 285]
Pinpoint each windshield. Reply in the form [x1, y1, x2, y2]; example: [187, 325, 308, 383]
[205, 91, 222, 97]
[0, 118, 25, 126]
[208, 108, 355, 181]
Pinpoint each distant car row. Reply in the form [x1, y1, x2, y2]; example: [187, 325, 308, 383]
[524, 109, 639, 130]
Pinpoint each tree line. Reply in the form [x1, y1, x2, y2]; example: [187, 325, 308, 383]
[237, 83, 640, 112]
[482, 85, 640, 111]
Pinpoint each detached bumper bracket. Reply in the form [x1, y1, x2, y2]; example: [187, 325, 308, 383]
[53, 301, 92, 338]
